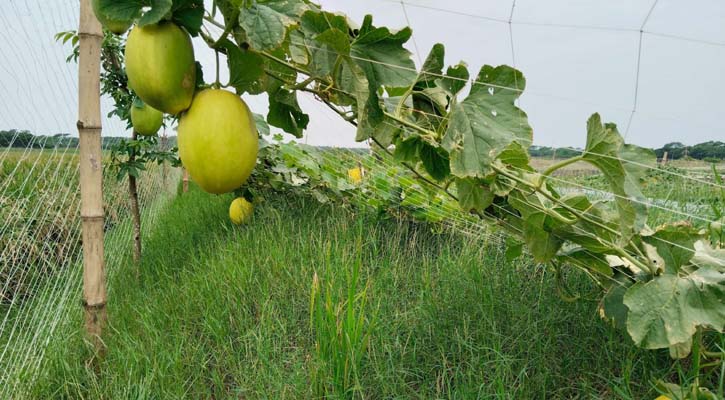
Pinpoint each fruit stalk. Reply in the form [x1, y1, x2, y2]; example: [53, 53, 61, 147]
[77, 0, 106, 357]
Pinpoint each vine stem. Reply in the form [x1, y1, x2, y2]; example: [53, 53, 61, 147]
[214, 50, 221, 89]
[383, 111, 437, 139]
[692, 328, 702, 394]
[493, 164, 654, 274]
[538, 155, 583, 187]
[198, 17, 652, 277]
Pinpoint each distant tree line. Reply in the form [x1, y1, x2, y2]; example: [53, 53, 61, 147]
[529, 142, 725, 162]
[528, 146, 583, 159]
[3, 129, 722, 161]
[0, 129, 177, 150]
[653, 141, 725, 161]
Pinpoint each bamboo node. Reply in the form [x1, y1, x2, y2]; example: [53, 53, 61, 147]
[77, 31, 103, 39]
[81, 214, 104, 221]
[77, 120, 102, 130]
[83, 300, 107, 309]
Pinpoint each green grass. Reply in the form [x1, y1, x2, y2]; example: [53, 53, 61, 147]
[29, 184, 678, 399]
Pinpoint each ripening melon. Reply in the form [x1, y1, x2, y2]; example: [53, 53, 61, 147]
[229, 197, 254, 225]
[178, 89, 258, 194]
[91, 0, 133, 35]
[125, 22, 196, 115]
[348, 167, 363, 183]
[130, 102, 163, 136]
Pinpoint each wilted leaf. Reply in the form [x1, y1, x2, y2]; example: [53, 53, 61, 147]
[580, 114, 656, 243]
[624, 267, 725, 352]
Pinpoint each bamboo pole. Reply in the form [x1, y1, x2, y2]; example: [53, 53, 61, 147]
[183, 168, 189, 193]
[77, 0, 106, 355]
[161, 128, 168, 188]
[129, 131, 142, 268]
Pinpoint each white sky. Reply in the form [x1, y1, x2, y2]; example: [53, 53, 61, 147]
[1, 0, 724, 149]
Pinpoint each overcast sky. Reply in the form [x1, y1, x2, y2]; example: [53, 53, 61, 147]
[1, 0, 724, 149]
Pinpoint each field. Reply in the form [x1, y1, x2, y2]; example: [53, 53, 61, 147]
[25, 184, 675, 399]
[4, 0, 725, 398]
[1, 146, 723, 398]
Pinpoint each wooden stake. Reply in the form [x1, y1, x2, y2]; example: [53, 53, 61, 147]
[183, 168, 189, 193]
[161, 128, 168, 188]
[78, 0, 106, 355]
[129, 131, 142, 268]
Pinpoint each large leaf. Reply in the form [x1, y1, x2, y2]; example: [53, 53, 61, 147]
[580, 114, 656, 243]
[437, 63, 469, 98]
[267, 82, 309, 137]
[338, 59, 389, 143]
[643, 222, 700, 274]
[171, 0, 204, 36]
[417, 43, 445, 87]
[239, 1, 307, 51]
[298, 10, 350, 77]
[138, 0, 172, 26]
[350, 15, 416, 89]
[624, 267, 725, 352]
[419, 142, 450, 181]
[96, 0, 144, 20]
[219, 39, 266, 94]
[599, 272, 634, 329]
[442, 65, 531, 178]
[508, 189, 564, 262]
[456, 178, 493, 213]
[692, 240, 725, 271]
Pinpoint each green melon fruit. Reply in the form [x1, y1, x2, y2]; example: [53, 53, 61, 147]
[229, 197, 254, 225]
[125, 22, 196, 115]
[178, 89, 259, 194]
[91, 0, 133, 35]
[131, 102, 163, 136]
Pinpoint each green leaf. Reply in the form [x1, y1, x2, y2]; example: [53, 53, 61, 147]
[599, 272, 633, 329]
[456, 178, 493, 213]
[497, 142, 531, 169]
[239, 5, 291, 51]
[560, 248, 613, 277]
[418, 142, 450, 181]
[267, 83, 309, 138]
[96, 0, 143, 21]
[505, 238, 524, 261]
[194, 61, 205, 88]
[643, 222, 701, 274]
[297, 11, 350, 77]
[315, 28, 350, 54]
[219, 38, 266, 94]
[350, 15, 416, 88]
[138, 0, 173, 27]
[418, 43, 445, 86]
[437, 62, 469, 97]
[508, 189, 564, 262]
[393, 136, 420, 162]
[442, 65, 531, 178]
[655, 380, 720, 400]
[254, 113, 270, 136]
[692, 240, 725, 271]
[580, 113, 656, 242]
[344, 59, 384, 142]
[624, 267, 725, 351]
[171, 0, 204, 36]
[555, 195, 620, 253]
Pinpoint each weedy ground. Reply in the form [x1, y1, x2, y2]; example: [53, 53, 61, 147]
[24, 183, 695, 399]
